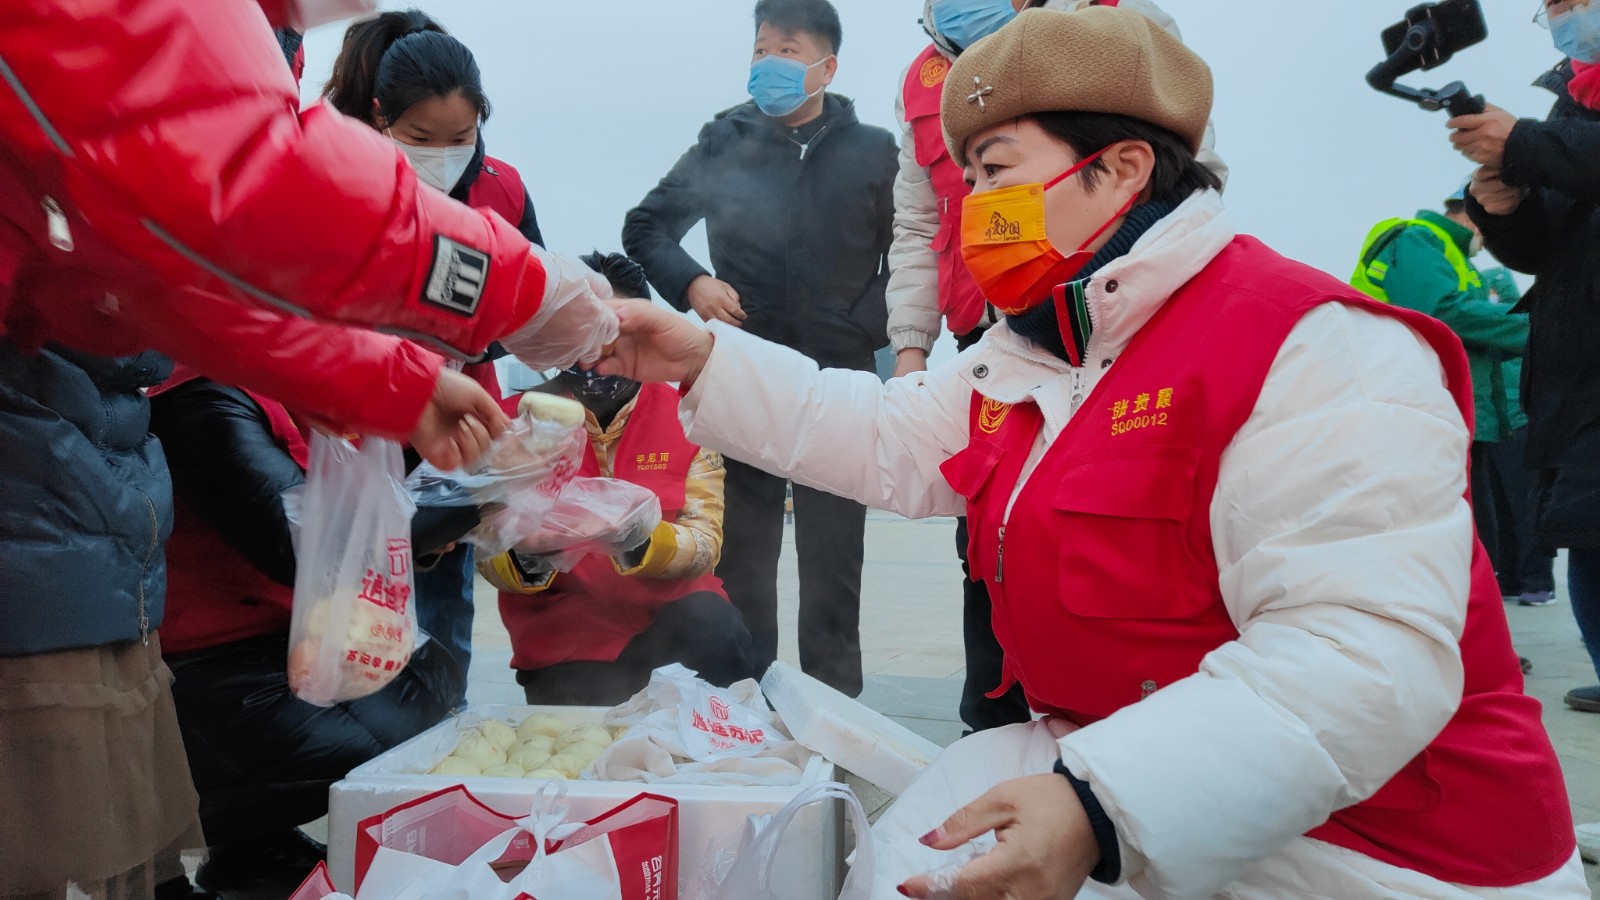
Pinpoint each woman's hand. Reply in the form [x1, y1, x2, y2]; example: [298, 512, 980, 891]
[593, 299, 715, 387]
[1447, 104, 1518, 168]
[899, 773, 1100, 899]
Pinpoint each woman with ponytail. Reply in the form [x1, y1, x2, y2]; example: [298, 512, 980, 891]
[322, 10, 548, 695]
[325, 10, 544, 246]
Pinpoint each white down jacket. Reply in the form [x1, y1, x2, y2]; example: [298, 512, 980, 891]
[682, 191, 1586, 898]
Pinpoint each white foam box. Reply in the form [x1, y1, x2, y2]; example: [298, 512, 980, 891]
[327, 705, 843, 899]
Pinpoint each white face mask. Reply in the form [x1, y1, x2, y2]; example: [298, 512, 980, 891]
[1469, 232, 1485, 257]
[393, 140, 475, 194]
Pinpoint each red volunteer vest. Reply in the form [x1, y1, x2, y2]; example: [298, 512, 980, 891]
[903, 45, 988, 337]
[458, 154, 529, 398]
[499, 383, 725, 670]
[942, 238, 1574, 886]
[160, 388, 308, 655]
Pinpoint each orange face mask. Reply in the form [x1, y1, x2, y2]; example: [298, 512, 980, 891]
[960, 146, 1135, 315]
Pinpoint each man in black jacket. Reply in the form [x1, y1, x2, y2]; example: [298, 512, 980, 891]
[622, 0, 896, 696]
[1449, 40, 1600, 711]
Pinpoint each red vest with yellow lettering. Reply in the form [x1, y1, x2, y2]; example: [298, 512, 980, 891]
[903, 44, 988, 337]
[499, 383, 724, 670]
[940, 237, 1574, 886]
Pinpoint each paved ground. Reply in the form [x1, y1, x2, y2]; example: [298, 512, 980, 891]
[221, 511, 1600, 895]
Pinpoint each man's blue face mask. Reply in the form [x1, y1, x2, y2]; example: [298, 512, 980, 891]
[1553, 1, 1600, 64]
[930, 0, 1018, 53]
[748, 55, 830, 118]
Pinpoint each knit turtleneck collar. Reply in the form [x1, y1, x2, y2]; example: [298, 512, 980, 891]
[1006, 199, 1178, 363]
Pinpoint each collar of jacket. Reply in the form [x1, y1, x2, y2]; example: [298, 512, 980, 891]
[1535, 58, 1574, 97]
[1416, 209, 1475, 257]
[722, 94, 859, 137]
[958, 188, 1237, 405]
[586, 392, 641, 446]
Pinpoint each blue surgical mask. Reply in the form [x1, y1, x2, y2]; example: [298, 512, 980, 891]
[1553, 2, 1600, 64]
[930, 0, 1018, 53]
[748, 55, 830, 118]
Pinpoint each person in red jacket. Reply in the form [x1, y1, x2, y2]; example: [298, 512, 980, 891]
[319, 8, 551, 702]
[0, 3, 612, 896]
[147, 367, 463, 895]
[479, 253, 756, 706]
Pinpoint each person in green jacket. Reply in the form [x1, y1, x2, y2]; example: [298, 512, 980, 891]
[1353, 182, 1532, 599]
[1479, 265, 1559, 606]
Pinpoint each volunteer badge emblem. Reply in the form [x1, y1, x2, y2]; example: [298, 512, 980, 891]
[978, 397, 1010, 435]
[920, 56, 950, 88]
[424, 235, 490, 316]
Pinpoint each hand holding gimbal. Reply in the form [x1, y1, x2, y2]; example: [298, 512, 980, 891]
[1367, 0, 1489, 117]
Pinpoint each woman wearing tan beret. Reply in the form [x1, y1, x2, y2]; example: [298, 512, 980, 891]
[598, 7, 1586, 899]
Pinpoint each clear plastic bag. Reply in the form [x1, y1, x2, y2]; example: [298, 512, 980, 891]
[286, 433, 418, 707]
[499, 247, 622, 371]
[405, 412, 586, 508]
[497, 477, 663, 568]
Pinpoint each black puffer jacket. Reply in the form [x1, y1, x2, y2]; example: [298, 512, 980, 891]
[623, 95, 898, 370]
[0, 343, 172, 655]
[1468, 61, 1600, 547]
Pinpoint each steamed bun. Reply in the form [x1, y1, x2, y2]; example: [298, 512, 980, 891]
[517, 713, 567, 741]
[509, 745, 552, 772]
[480, 720, 517, 754]
[430, 757, 481, 777]
[553, 725, 613, 753]
[451, 734, 505, 770]
[481, 763, 527, 779]
[518, 393, 586, 429]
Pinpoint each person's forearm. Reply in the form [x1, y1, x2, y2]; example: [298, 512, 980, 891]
[1, 6, 545, 356]
[124, 287, 439, 438]
[1502, 118, 1600, 204]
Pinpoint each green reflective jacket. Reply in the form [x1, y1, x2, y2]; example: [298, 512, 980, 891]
[1352, 211, 1529, 442]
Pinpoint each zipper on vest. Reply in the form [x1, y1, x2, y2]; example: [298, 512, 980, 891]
[42, 197, 73, 252]
[1069, 368, 1087, 415]
[995, 525, 1006, 583]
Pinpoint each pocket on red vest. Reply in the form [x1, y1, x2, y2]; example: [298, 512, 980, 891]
[1049, 445, 1215, 620]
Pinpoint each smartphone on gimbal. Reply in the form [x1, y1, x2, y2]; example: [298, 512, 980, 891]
[1368, 0, 1489, 117]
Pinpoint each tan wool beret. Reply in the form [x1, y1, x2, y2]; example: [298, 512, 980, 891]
[941, 6, 1214, 166]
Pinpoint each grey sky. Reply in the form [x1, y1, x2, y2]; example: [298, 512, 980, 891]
[300, 1, 1563, 365]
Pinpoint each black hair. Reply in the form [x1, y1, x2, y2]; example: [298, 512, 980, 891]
[323, 10, 490, 128]
[754, 0, 843, 55]
[1027, 111, 1221, 206]
[1444, 199, 1468, 217]
[581, 251, 651, 301]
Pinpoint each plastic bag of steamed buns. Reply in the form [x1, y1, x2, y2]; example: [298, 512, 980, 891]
[428, 713, 632, 780]
[285, 435, 417, 707]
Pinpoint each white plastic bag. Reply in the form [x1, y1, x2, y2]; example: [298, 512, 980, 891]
[354, 783, 678, 900]
[704, 782, 873, 900]
[287, 433, 418, 707]
[507, 477, 663, 568]
[869, 720, 1140, 899]
[604, 665, 785, 762]
[406, 412, 585, 508]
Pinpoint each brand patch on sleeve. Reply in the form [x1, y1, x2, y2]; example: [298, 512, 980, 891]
[422, 236, 490, 316]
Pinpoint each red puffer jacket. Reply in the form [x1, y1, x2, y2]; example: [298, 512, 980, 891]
[0, 0, 547, 376]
